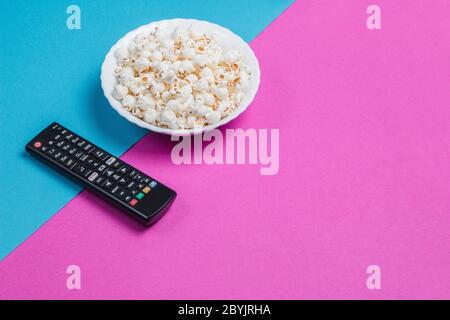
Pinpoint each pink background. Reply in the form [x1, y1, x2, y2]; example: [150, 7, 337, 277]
[1, 0, 449, 299]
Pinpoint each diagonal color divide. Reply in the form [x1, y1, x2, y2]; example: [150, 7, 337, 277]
[0, 0, 295, 261]
[1, 0, 449, 299]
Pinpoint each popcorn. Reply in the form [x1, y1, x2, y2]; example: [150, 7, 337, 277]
[152, 83, 165, 93]
[182, 48, 196, 59]
[185, 74, 198, 84]
[224, 49, 240, 63]
[197, 105, 212, 117]
[114, 47, 129, 62]
[122, 95, 136, 109]
[141, 95, 156, 109]
[112, 84, 128, 100]
[202, 93, 215, 106]
[130, 85, 142, 96]
[187, 115, 197, 128]
[112, 25, 252, 130]
[135, 57, 150, 71]
[160, 38, 174, 49]
[192, 54, 208, 66]
[120, 67, 134, 79]
[206, 111, 221, 124]
[160, 110, 177, 128]
[152, 50, 163, 62]
[132, 107, 144, 118]
[167, 100, 181, 112]
[200, 67, 214, 79]
[213, 87, 228, 100]
[144, 108, 159, 124]
[196, 78, 209, 91]
[179, 60, 194, 73]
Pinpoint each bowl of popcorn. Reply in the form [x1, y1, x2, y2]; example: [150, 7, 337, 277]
[101, 19, 260, 135]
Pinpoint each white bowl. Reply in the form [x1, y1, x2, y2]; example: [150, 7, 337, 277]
[100, 18, 261, 136]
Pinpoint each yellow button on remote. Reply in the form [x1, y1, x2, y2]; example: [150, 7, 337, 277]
[143, 186, 151, 194]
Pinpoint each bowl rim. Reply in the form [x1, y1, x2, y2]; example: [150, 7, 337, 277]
[100, 18, 260, 136]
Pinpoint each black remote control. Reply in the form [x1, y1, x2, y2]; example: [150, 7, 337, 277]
[25, 122, 176, 226]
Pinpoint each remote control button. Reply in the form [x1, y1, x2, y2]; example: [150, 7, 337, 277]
[105, 157, 116, 166]
[129, 170, 137, 178]
[143, 178, 151, 184]
[149, 181, 157, 188]
[134, 174, 143, 181]
[71, 137, 80, 144]
[98, 164, 107, 173]
[126, 181, 135, 189]
[77, 140, 86, 148]
[119, 177, 128, 185]
[95, 150, 105, 158]
[83, 169, 92, 178]
[118, 190, 127, 199]
[48, 140, 55, 146]
[112, 173, 121, 181]
[59, 155, 69, 164]
[129, 199, 138, 206]
[68, 147, 77, 154]
[92, 161, 100, 169]
[54, 151, 63, 159]
[124, 195, 132, 202]
[88, 172, 99, 182]
[47, 148, 56, 156]
[41, 146, 48, 152]
[73, 164, 88, 175]
[84, 143, 93, 152]
[136, 183, 144, 190]
[72, 164, 80, 172]
[138, 177, 147, 183]
[62, 144, 71, 152]
[110, 186, 120, 195]
[85, 158, 95, 166]
[130, 189, 139, 196]
[54, 134, 62, 141]
[93, 149, 107, 160]
[56, 140, 65, 148]
[112, 161, 122, 169]
[66, 159, 77, 168]
[119, 166, 128, 174]
[65, 134, 74, 141]
[33, 141, 42, 148]
[136, 192, 144, 200]
[94, 176, 105, 185]
[61, 129, 67, 134]
[75, 151, 84, 159]
[52, 124, 60, 130]
[104, 169, 114, 178]
[102, 180, 113, 189]
[142, 186, 151, 194]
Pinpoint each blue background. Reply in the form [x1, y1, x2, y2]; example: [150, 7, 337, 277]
[0, 0, 294, 260]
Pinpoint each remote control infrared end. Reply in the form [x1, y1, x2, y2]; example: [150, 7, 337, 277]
[25, 122, 176, 226]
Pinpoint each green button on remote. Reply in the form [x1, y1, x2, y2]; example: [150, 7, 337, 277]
[136, 192, 145, 200]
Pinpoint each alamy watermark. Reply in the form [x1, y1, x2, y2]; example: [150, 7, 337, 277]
[367, 4, 381, 30]
[66, 4, 81, 30]
[366, 265, 381, 290]
[66, 265, 81, 290]
[171, 128, 279, 176]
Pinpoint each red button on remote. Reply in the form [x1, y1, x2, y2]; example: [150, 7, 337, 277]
[33, 141, 42, 148]
[129, 199, 138, 206]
